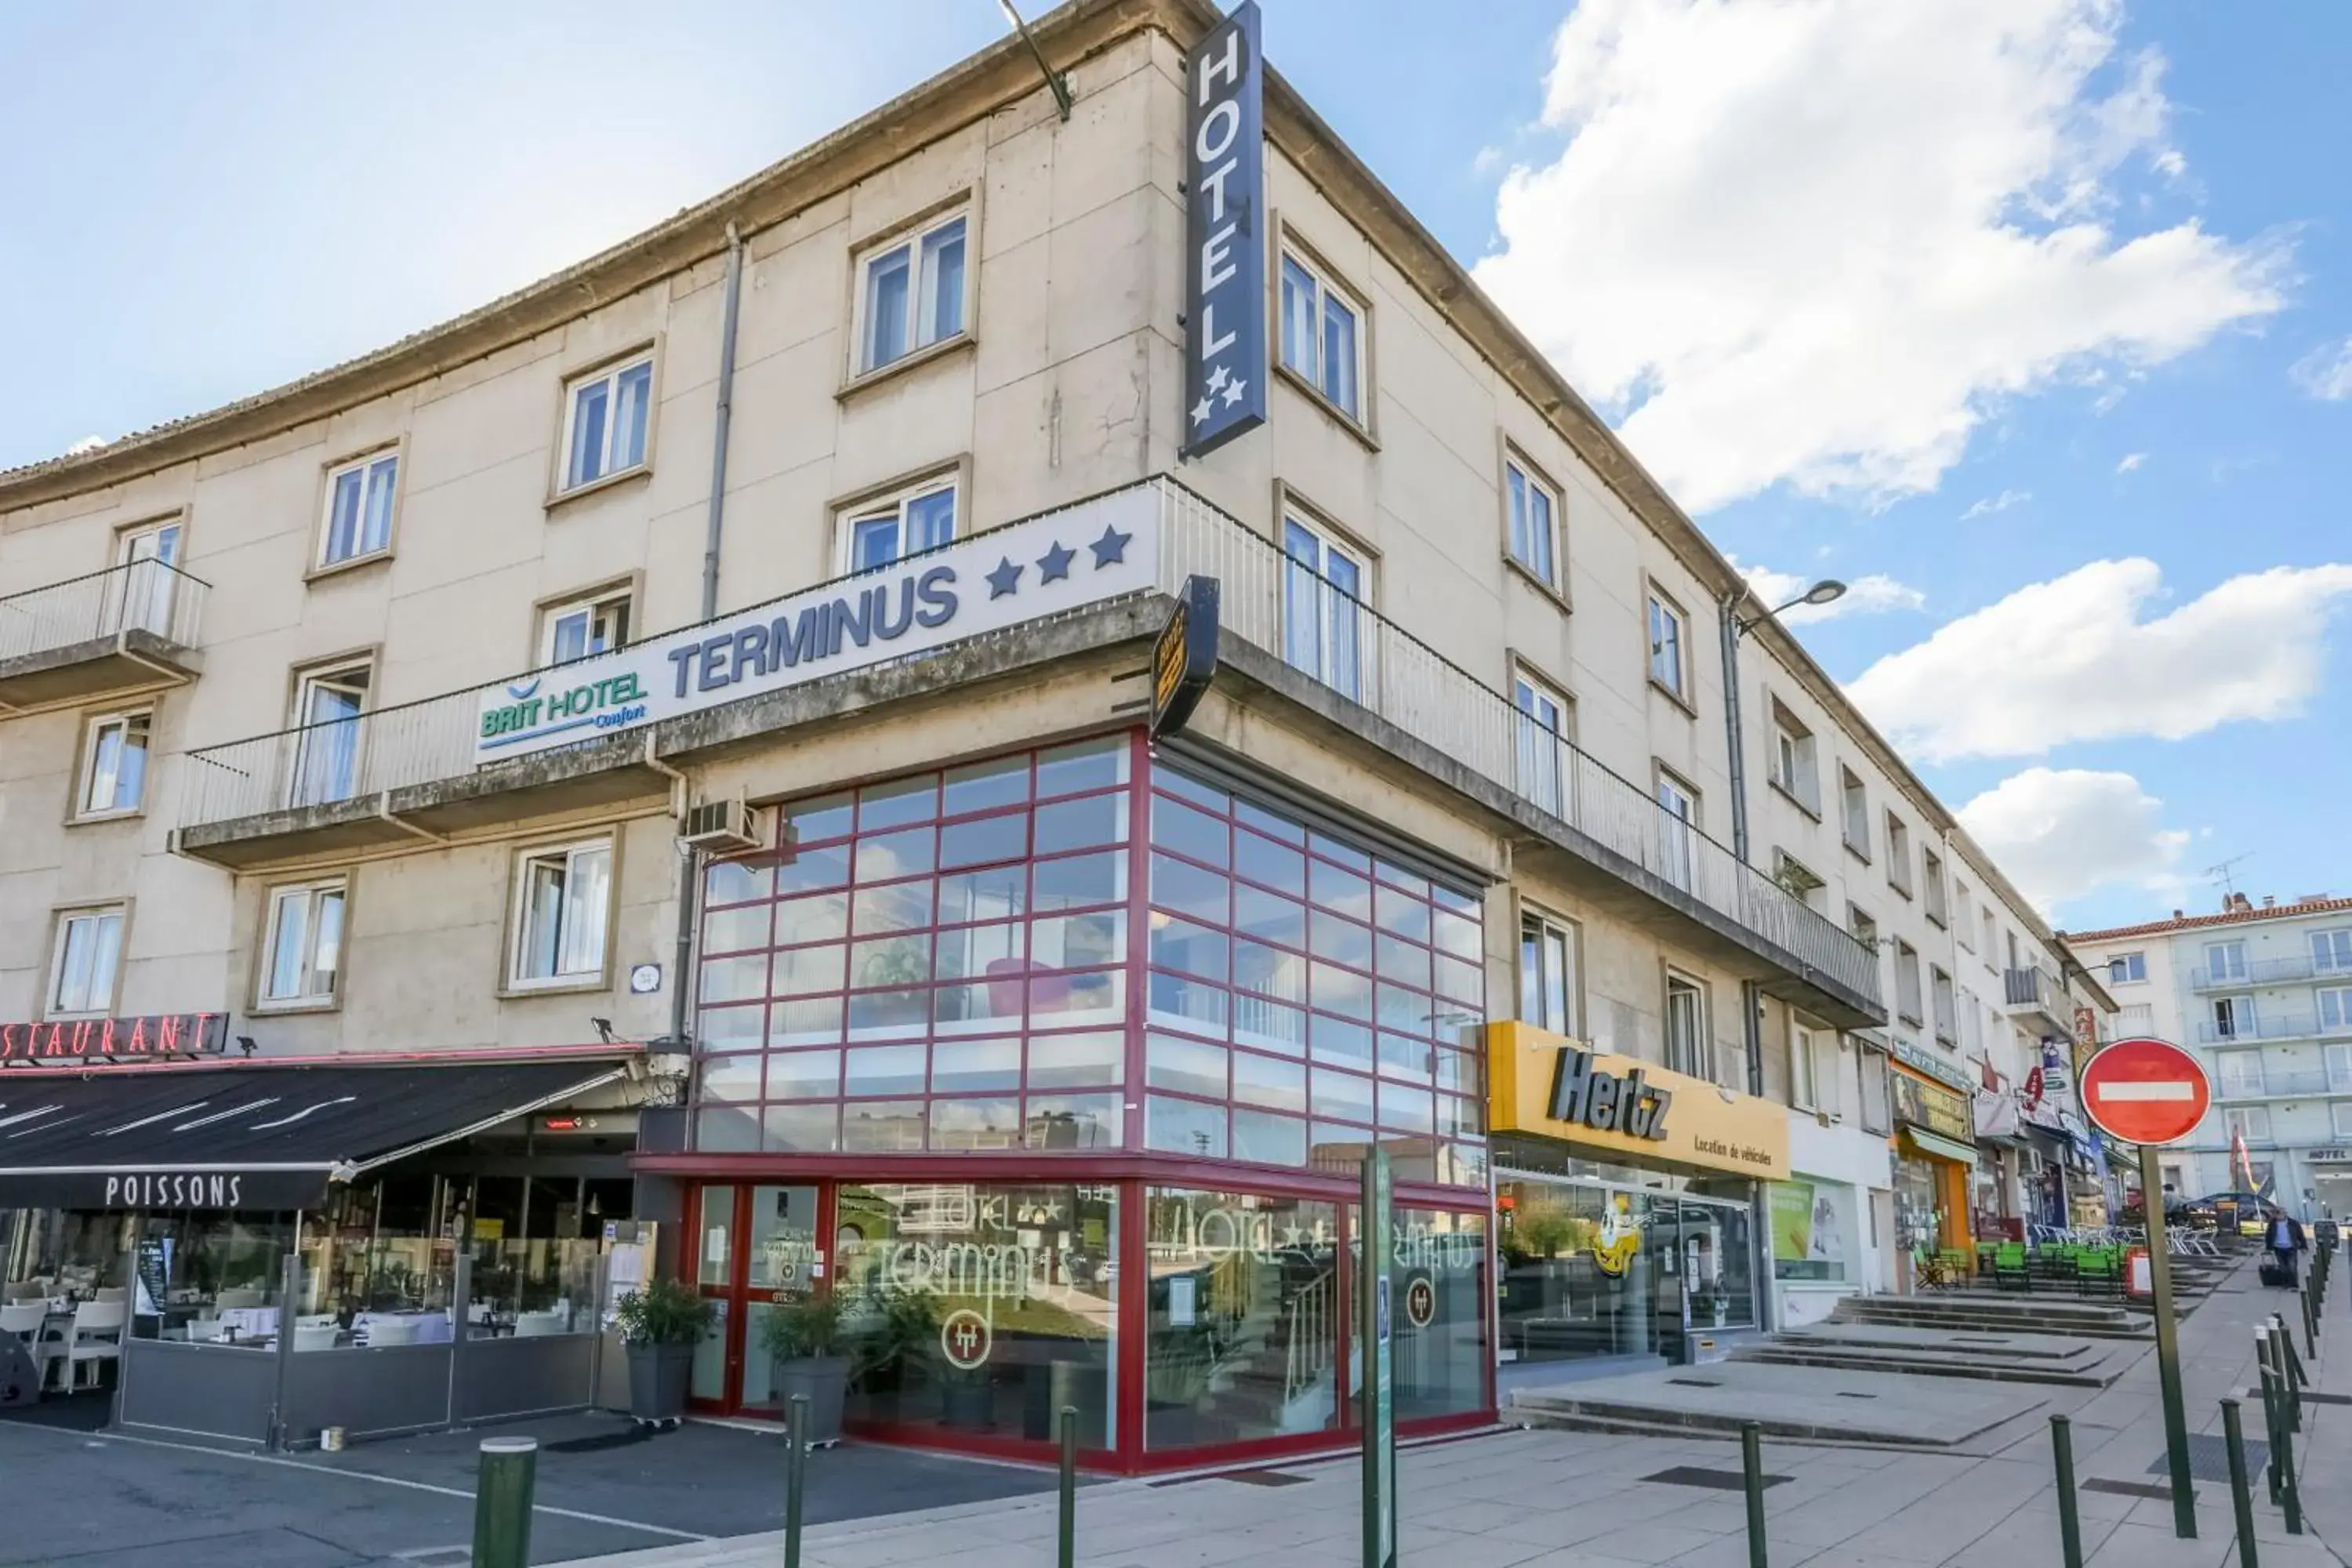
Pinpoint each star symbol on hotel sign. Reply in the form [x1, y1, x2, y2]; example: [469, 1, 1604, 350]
[1089, 524, 1131, 568]
[1205, 364, 1232, 395]
[1221, 375, 1247, 408]
[1190, 394, 1213, 426]
[1036, 541, 1076, 583]
[985, 557, 1023, 599]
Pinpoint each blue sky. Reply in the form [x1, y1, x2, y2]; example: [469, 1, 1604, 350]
[4, 1, 2346, 933]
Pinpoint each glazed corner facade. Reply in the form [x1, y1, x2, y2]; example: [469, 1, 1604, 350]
[0, 0, 2135, 1472]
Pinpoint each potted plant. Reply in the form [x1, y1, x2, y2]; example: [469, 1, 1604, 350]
[615, 1276, 713, 1426]
[849, 1282, 938, 1423]
[762, 1293, 851, 1446]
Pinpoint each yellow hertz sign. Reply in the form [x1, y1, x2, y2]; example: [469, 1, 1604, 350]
[1486, 1022, 1790, 1181]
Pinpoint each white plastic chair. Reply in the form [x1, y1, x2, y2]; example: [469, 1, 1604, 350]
[184, 1318, 227, 1343]
[293, 1324, 341, 1353]
[512, 1310, 567, 1338]
[47, 1300, 125, 1390]
[0, 1303, 44, 1341]
[367, 1318, 421, 1348]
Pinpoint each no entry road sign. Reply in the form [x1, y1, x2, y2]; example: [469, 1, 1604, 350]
[2079, 1036, 2211, 1147]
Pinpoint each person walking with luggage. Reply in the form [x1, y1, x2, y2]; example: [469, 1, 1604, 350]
[2267, 1211, 2307, 1285]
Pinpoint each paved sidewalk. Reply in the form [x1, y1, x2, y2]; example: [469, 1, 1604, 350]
[564, 1258, 2347, 1567]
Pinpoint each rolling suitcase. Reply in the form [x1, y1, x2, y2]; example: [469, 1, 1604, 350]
[2259, 1259, 2294, 1287]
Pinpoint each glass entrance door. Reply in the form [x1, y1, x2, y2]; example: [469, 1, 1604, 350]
[690, 1182, 827, 1414]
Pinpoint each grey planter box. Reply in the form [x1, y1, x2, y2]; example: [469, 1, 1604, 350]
[772, 1355, 850, 1446]
[626, 1341, 696, 1425]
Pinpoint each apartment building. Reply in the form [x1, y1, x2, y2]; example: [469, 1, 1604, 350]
[0, 0, 2111, 1463]
[2070, 893, 2352, 1218]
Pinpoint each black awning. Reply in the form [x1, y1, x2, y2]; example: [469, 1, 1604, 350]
[0, 1055, 631, 1211]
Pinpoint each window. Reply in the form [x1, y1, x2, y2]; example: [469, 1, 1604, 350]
[2313, 929, 2352, 975]
[114, 517, 183, 634]
[1922, 848, 1947, 926]
[77, 710, 151, 818]
[289, 660, 372, 808]
[1773, 851, 1825, 910]
[1665, 974, 1707, 1078]
[844, 478, 957, 574]
[1839, 768, 1869, 858]
[1504, 457, 1560, 588]
[2321, 987, 2352, 1036]
[1513, 671, 1572, 819]
[2108, 951, 2147, 985]
[857, 211, 968, 376]
[1981, 909, 1998, 965]
[560, 355, 654, 492]
[542, 588, 632, 666]
[260, 880, 346, 1008]
[1656, 771, 1697, 891]
[1930, 966, 1956, 1045]
[1858, 1047, 1891, 1134]
[510, 839, 614, 989]
[1884, 814, 1912, 896]
[1894, 939, 1922, 1025]
[2223, 1106, 2270, 1143]
[318, 450, 398, 568]
[1849, 904, 1878, 952]
[2333, 1102, 2352, 1142]
[2205, 940, 2248, 985]
[1791, 1022, 1820, 1112]
[2331, 1042, 2352, 1090]
[1954, 884, 1974, 949]
[48, 907, 125, 1018]
[1519, 913, 1577, 1036]
[1278, 249, 1363, 421]
[2217, 1051, 2265, 1098]
[1282, 514, 1367, 702]
[2005, 929, 2020, 972]
[2210, 995, 2257, 1040]
[1768, 702, 1819, 814]
[1646, 591, 1687, 698]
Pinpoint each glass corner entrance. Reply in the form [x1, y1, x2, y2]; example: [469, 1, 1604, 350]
[1495, 1174, 1755, 1366]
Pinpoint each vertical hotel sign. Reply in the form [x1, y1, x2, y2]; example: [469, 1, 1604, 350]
[1182, 2, 1266, 458]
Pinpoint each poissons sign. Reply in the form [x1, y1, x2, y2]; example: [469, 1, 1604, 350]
[474, 495, 1159, 763]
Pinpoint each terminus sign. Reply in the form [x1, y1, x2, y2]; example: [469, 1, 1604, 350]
[0, 1013, 228, 1063]
[475, 496, 1160, 763]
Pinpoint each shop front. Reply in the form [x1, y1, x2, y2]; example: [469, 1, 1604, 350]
[0, 1041, 646, 1446]
[1486, 1021, 1787, 1368]
[637, 734, 1495, 1472]
[1773, 1102, 1887, 1327]
[1888, 1062, 1976, 1276]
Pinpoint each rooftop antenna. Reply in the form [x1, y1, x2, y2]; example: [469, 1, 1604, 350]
[2207, 853, 2253, 901]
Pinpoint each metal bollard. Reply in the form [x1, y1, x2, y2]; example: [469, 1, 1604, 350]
[2302, 1285, 2319, 1357]
[2049, 1416, 2085, 1568]
[2277, 1390, 2305, 1537]
[2222, 1400, 2260, 1568]
[1058, 1404, 1078, 1568]
[1741, 1421, 1769, 1568]
[471, 1436, 537, 1568]
[2257, 1335, 2286, 1506]
[785, 1393, 809, 1568]
[2273, 1321, 2304, 1430]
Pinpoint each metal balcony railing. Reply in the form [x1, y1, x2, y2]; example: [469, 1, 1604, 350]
[2195, 1012, 2352, 1045]
[2190, 955, 2315, 989]
[2002, 965, 2069, 1022]
[2214, 1066, 2352, 1099]
[0, 557, 207, 662]
[178, 477, 1882, 1009]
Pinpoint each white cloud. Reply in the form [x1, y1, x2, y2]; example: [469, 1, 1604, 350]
[1960, 488, 2032, 521]
[2291, 336, 2352, 401]
[1848, 558, 2352, 760]
[1473, 0, 2285, 513]
[1730, 556, 1925, 625]
[1958, 768, 2188, 916]
[64, 434, 105, 456]
[2116, 452, 2147, 473]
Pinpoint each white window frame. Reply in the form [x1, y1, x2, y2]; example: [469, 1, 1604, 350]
[508, 837, 615, 992]
[316, 448, 400, 569]
[2332, 1102, 2352, 1142]
[1791, 1022, 1820, 1112]
[288, 659, 373, 810]
[2313, 928, 2352, 975]
[1895, 939, 1923, 1026]
[110, 517, 184, 637]
[75, 707, 153, 819]
[257, 879, 347, 1011]
[540, 587, 633, 667]
[838, 475, 960, 575]
[1922, 848, 1947, 927]
[1839, 767, 1870, 859]
[1768, 700, 1818, 814]
[853, 208, 971, 377]
[1884, 813, 1912, 897]
[1773, 849, 1826, 909]
[1930, 965, 1957, 1045]
[47, 906, 126, 1020]
[2205, 939, 2249, 985]
[2217, 1050, 2266, 1098]
[2211, 993, 2258, 1041]
[1519, 910, 1579, 1037]
[557, 354, 655, 494]
[1277, 245, 1367, 423]
[2318, 985, 2352, 1036]
[1513, 668, 1573, 819]
[1664, 972, 1708, 1080]
[1656, 768, 1699, 891]
[2108, 951, 2147, 985]
[1281, 510, 1370, 703]
[2224, 1106, 2271, 1142]
[1954, 884, 1974, 950]
[1504, 455, 1562, 590]
[1646, 590, 1689, 699]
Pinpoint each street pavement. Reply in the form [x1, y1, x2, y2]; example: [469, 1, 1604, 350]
[565, 1255, 2350, 1568]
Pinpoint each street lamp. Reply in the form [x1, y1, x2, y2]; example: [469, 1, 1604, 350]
[1739, 578, 1846, 635]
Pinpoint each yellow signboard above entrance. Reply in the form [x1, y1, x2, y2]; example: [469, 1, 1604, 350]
[1486, 1022, 1789, 1181]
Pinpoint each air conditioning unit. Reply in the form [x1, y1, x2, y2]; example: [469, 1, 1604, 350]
[681, 797, 764, 855]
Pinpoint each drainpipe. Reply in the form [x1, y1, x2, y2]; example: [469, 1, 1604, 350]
[666, 223, 746, 1054]
[1719, 593, 1750, 865]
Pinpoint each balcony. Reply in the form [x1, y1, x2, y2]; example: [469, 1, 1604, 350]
[2002, 965, 2073, 1035]
[2196, 1013, 2352, 1045]
[0, 558, 206, 711]
[2213, 1065, 2352, 1101]
[175, 478, 1881, 1025]
[2190, 956, 2316, 990]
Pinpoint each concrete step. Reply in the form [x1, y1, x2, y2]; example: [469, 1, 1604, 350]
[1828, 1311, 2151, 1341]
[1729, 1344, 2117, 1388]
[1505, 1363, 2045, 1449]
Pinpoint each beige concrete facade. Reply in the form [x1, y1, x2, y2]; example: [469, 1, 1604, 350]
[0, 0, 2098, 1206]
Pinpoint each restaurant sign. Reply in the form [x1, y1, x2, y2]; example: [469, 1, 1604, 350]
[1486, 1022, 1788, 1180]
[0, 1012, 227, 1064]
[1891, 1072, 1973, 1143]
[474, 494, 1160, 763]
